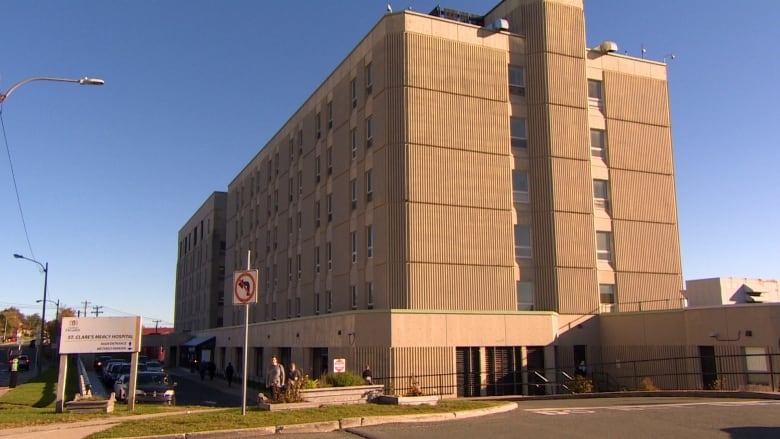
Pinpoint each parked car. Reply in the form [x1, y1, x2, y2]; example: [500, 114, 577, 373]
[113, 374, 129, 401]
[94, 355, 113, 374]
[144, 360, 164, 373]
[134, 372, 176, 405]
[103, 361, 128, 385]
[7, 355, 30, 371]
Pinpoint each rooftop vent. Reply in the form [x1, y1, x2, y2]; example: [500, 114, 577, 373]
[488, 18, 509, 31]
[598, 41, 618, 54]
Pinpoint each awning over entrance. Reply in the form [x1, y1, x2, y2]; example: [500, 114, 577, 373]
[181, 336, 215, 347]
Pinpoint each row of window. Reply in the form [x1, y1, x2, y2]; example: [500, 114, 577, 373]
[514, 227, 613, 264]
[263, 281, 376, 320]
[516, 282, 615, 312]
[260, 225, 375, 294]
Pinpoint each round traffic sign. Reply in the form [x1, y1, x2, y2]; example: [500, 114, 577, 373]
[233, 270, 258, 304]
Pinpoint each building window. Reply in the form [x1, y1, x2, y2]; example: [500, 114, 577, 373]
[289, 138, 294, 162]
[327, 194, 333, 222]
[298, 170, 303, 196]
[295, 297, 301, 317]
[365, 170, 373, 202]
[297, 212, 302, 231]
[327, 290, 333, 312]
[351, 78, 357, 109]
[315, 291, 320, 314]
[508, 65, 525, 96]
[288, 177, 294, 202]
[327, 147, 333, 175]
[588, 79, 603, 109]
[351, 285, 358, 309]
[590, 129, 606, 159]
[366, 281, 374, 308]
[296, 253, 302, 280]
[599, 284, 615, 305]
[593, 179, 610, 211]
[366, 225, 374, 258]
[517, 281, 534, 310]
[267, 160, 272, 182]
[315, 155, 321, 182]
[514, 225, 532, 259]
[510, 118, 527, 149]
[274, 190, 278, 212]
[267, 195, 271, 218]
[351, 128, 357, 159]
[287, 217, 292, 236]
[327, 242, 332, 271]
[512, 169, 529, 203]
[351, 231, 357, 263]
[275, 152, 279, 175]
[327, 101, 333, 129]
[350, 179, 357, 209]
[596, 231, 613, 263]
[745, 347, 770, 385]
[315, 246, 320, 274]
[315, 201, 321, 228]
[287, 298, 292, 318]
[287, 257, 292, 281]
[365, 116, 373, 148]
[315, 112, 321, 139]
[365, 63, 373, 95]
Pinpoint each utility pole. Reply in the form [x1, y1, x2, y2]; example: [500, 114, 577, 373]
[91, 306, 103, 317]
[81, 301, 91, 317]
[153, 319, 161, 334]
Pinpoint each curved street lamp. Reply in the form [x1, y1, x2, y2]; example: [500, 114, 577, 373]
[0, 76, 104, 103]
[13, 253, 48, 375]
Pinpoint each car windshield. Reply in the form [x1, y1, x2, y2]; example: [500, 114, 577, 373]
[137, 373, 168, 385]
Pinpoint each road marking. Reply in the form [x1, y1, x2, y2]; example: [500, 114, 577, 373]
[526, 400, 780, 416]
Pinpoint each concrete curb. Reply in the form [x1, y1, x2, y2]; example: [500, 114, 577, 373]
[479, 390, 780, 401]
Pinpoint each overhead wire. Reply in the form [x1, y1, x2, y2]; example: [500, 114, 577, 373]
[0, 105, 36, 259]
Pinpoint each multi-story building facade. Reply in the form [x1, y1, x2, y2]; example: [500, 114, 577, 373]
[174, 191, 227, 333]
[180, 0, 698, 395]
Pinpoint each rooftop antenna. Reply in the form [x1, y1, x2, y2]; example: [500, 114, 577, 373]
[663, 53, 676, 63]
[386, 3, 392, 12]
[641, 44, 646, 59]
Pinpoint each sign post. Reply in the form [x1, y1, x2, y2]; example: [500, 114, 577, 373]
[57, 316, 142, 412]
[233, 251, 258, 416]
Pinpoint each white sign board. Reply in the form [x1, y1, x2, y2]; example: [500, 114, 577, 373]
[333, 358, 346, 373]
[59, 316, 142, 354]
[233, 269, 259, 304]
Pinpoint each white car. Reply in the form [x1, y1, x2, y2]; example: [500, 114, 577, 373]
[113, 374, 130, 401]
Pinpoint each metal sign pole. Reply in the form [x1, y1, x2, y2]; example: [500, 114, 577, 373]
[241, 250, 251, 416]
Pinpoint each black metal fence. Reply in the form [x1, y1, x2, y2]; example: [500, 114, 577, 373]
[370, 352, 780, 397]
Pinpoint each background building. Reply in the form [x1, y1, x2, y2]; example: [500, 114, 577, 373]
[686, 277, 780, 307]
[174, 191, 227, 333]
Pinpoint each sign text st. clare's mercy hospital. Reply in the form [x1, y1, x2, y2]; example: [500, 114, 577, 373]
[59, 316, 142, 354]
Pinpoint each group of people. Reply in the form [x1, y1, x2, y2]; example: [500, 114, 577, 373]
[265, 356, 302, 400]
[192, 359, 235, 386]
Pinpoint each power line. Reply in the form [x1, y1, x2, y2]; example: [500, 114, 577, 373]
[91, 305, 103, 317]
[0, 108, 35, 258]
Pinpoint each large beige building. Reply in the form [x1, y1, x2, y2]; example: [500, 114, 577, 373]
[175, 0, 769, 396]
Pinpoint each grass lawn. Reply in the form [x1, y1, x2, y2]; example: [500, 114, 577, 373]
[2, 365, 507, 438]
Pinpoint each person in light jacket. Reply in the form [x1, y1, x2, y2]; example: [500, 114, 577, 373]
[266, 356, 285, 401]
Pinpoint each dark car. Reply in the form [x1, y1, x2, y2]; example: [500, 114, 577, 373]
[134, 372, 176, 405]
[94, 355, 112, 374]
[8, 355, 30, 371]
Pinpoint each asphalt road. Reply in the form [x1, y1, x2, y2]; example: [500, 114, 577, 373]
[274, 397, 780, 439]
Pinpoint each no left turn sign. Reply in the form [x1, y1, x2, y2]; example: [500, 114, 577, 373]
[233, 270, 259, 305]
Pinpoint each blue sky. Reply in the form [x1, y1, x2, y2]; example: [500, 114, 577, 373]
[1, 1, 777, 327]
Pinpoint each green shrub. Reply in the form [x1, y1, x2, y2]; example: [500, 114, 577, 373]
[320, 371, 365, 387]
[567, 375, 593, 393]
[639, 377, 659, 391]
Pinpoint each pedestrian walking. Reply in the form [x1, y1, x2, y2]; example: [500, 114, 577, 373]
[208, 361, 216, 380]
[287, 362, 302, 388]
[225, 362, 234, 387]
[9, 357, 18, 388]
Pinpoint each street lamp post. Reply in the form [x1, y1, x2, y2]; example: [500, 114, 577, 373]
[13, 254, 48, 375]
[0, 76, 104, 103]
